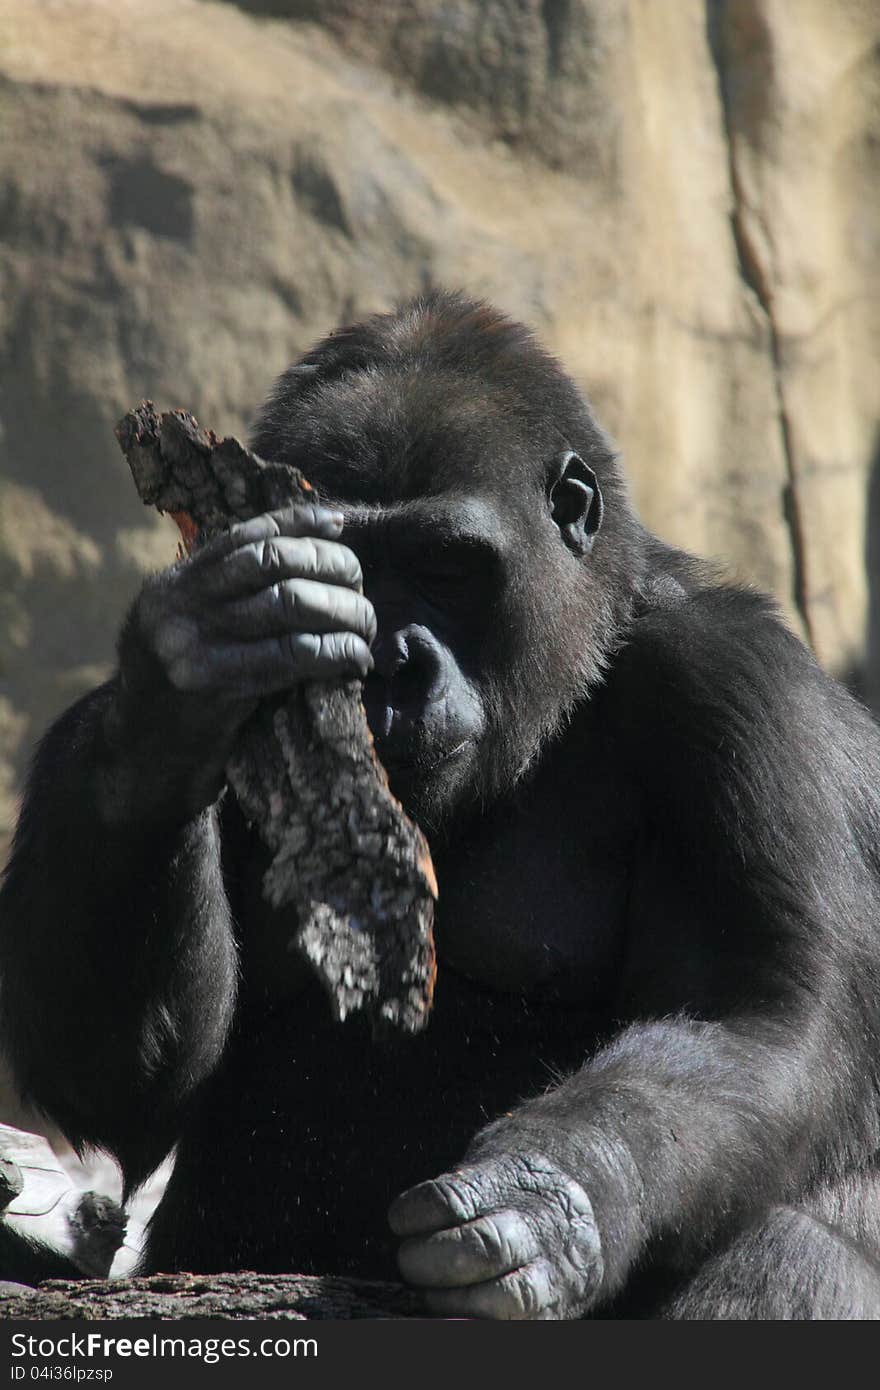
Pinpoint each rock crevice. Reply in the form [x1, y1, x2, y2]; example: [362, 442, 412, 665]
[706, 0, 815, 650]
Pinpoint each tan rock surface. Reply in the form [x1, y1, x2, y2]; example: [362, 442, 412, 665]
[0, 0, 877, 853]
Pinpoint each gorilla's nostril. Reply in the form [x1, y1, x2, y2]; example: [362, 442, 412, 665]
[371, 632, 409, 681]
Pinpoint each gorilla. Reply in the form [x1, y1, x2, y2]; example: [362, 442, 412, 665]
[2, 290, 880, 1319]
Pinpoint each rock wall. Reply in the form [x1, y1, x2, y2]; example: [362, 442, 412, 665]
[1, 0, 878, 851]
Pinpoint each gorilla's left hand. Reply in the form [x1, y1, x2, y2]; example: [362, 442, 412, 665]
[388, 1152, 603, 1319]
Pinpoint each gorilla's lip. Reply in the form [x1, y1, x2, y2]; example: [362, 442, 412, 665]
[378, 739, 472, 776]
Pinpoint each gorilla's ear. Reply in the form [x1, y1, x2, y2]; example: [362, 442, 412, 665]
[548, 451, 603, 556]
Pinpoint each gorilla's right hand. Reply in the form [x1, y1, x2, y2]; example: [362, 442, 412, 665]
[100, 503, 376, 824]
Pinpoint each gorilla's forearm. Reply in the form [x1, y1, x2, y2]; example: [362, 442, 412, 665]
[468, 1014, 841, 1302]
[0, 684, 238, 1191]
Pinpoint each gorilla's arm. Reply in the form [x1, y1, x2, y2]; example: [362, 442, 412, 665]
[391, 589, 880, 1317]
[0, 682, 237, 1191]
[0, 504, 375, 1192]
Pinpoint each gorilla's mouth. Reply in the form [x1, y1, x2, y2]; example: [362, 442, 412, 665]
[379, 738, 473, 778]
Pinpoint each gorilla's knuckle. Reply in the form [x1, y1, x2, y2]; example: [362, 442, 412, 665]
[420, 1177, 460, 1222]
[296, 538, 319, 575]
[321, 585, 343, 626]
[475, 1215, 512, 1268]
[277, 581, 302, 626]
[300, 631, 321, 664]
[560, 1176, 595, 1225]
[153, 615, 199, 666]
[340, 546, 363, 589]
[257, 539, 283, 573]
[360, 597, 378, 642]
[340, 633, 360, 665]
[543, 1179, 575, 1225]
[504, 1268, 544, 1320]
[434, 1172, 483, 1223]
[303, 502, 323, 533]
[547, 1184, 594, 1247]
[270, 503, 306, 534]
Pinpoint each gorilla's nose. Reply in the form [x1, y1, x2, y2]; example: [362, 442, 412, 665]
[364, 625, 448, 740]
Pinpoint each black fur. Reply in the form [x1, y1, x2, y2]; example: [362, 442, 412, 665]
[2, 291, 880, 1317]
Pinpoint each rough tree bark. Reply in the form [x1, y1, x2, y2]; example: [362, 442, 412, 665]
[0, 1271, 422, 1319]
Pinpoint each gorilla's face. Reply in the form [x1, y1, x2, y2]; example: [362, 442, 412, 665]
[317, 466, 606, 833]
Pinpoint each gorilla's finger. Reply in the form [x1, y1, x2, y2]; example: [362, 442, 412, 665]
[189, 504, 344, 568]
[422, 1261, 561, 1320]
[207, 580, 377, 645]
[397, 1210, 536, 1287]
[389, 1170, 494, 1237]
[197, 536, 364, 601]
[167, 631, 374, 695]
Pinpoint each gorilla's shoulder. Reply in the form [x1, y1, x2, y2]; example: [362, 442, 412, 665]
[628, 559, 811, 685]
[606, 564, 876, 777]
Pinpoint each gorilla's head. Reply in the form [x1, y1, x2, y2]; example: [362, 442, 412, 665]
[252, 291, 643, 829]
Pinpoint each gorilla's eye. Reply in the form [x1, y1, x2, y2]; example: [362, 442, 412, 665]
[413, 541, 501, 607]
[415, 560, 471, 600]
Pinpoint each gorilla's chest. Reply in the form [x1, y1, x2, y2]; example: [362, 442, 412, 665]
[432, 767, 636, 1002]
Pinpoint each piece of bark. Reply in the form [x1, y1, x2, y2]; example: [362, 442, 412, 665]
[116, 404, 437, 1033]
[0, 1271, 422, 1319]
